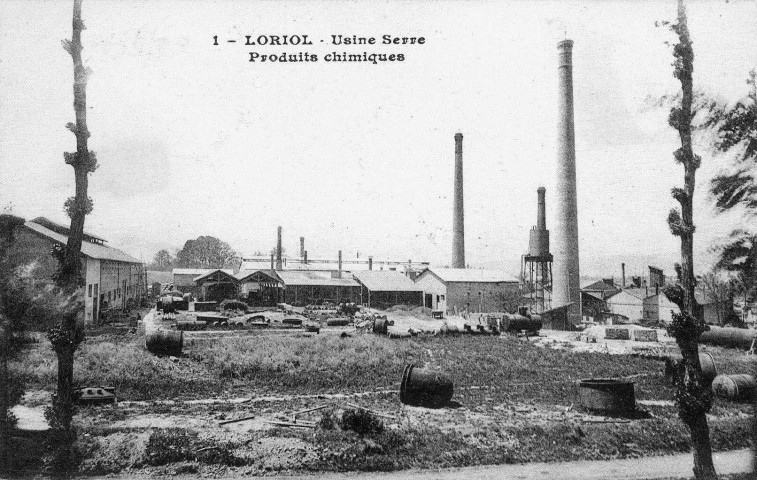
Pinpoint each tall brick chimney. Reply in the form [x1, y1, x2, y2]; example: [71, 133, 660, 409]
[276, 226, 283, 270]
[451, 133, 465, 268]
[552, 40, 581, 324]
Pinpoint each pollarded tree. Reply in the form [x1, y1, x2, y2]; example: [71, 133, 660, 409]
[660, 1, 717, 478]
[46, 0, 96, 471]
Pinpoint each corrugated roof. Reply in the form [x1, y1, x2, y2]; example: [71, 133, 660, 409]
[24, 221, 142, 264]
[146, 270, 173, 284]
[173, 268, 233, 276]
[423, 268, 519, 283]
[235, 269, 279, 282]
[352, 270, 422, 292]
[276, 270, 360, 287]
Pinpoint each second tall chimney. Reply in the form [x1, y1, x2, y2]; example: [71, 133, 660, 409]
[276, 226, 283, 270]
[300, 237, 305, 258]
[451, 133, 465, 268]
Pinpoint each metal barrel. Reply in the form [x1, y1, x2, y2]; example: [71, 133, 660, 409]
[373, 317, 388, 334]
[283, 317, 303, 326]
[502, 313, 542, 333]
[326, 318, 350, 327]
[400, 365, 454, 408]
[699, 327, 757, 350]
[388, 330, 412, 339]
[440, 322, 460, 335]
[712, 374, 757, 402]
[578, 378, 635, 416]
[159, 295, 176, 314]
[145, 329, 183, 357]
[664, 353, 717, 385]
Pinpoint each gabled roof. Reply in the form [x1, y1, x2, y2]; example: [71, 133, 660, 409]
[193, 269, 238, 283]
[352, 270, 422, 292]
[24, 220, 142, 264]
[276, 270, 360, 287]
[581, 280, 619, 292]
[173, 268, 233, 276]
[581, 291, 605, 302]
[235, 269, 280, 284]
[607, 287, 650, 302]
[420, 268, 519, 283]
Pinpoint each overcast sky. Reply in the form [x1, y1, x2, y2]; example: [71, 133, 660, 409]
[1, 0, 755, 279]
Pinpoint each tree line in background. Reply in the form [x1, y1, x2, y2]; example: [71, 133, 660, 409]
[147, 236, 240, 271]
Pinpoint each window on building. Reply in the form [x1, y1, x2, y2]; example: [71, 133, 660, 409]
[88, 284, 92, 297]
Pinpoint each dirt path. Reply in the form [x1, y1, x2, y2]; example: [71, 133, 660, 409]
[82, 449, 752, 480]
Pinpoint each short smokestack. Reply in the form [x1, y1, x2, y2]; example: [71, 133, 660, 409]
[300, 237, 305, 258]
[552, 39, 581, 324]
[537, 186, 546, 230]
[451, 132, 465, 268]
[338, 250, 343, 277]
[622, 263, 626, 288]
[276, 226, 283, 270]
[304, 250, 308, 264]
[270, 252, 275, 272]
[368, 256, 373, 270]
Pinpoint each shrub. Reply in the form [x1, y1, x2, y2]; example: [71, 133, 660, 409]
[219, 299, 248, 313]
[340, 408, 384, 435]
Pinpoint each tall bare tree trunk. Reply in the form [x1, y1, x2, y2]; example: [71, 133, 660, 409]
[664, 1, 717, 478]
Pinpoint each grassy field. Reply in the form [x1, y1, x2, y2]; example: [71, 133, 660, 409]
[10, 330, 755, 476]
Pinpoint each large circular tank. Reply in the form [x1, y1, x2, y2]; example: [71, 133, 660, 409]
[528, 228, 550, 258]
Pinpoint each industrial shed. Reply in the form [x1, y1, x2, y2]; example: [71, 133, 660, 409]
[193, 269, 240, 302]
[236, 269, 282, 307]
[352, 270, 423, 309]
[18, 217, 145, 325]
[172, 268, 233, 296]
[277, 270, 360, 306]
[414, 268, 520, 314]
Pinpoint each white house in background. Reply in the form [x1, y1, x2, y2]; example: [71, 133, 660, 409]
[606, 288, 649, 324]
[643, 292, 681, 324]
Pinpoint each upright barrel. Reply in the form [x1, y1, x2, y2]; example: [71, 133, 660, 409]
[145, 329, 183, 356]
[578, 378, 635, 416]
[373, 317, 388, 334]
[400, 365, 454, 408]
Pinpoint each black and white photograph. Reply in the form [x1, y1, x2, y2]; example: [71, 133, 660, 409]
[1, 0, 756, 478]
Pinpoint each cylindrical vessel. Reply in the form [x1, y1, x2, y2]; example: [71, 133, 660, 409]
[145, 329, 183, 357]
[326, 318, 350, 327]
[664, 353, 717, 385]
[441, 322, 460, 335]
[712, 374, 757, 402]
[283, 317, 303, 326]
[578, 378, 635, 416]
[388, 330, 412, 339]
[502, 313, 542, 333]
[699, 327, 757, 350]
[400, 365, 454, 408]
[373, 317, 388, 334]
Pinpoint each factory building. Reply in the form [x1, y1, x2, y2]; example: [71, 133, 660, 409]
[16, 217, 145, 325]
[277, 270, 361, 306]
[352, 270, 424, 309]
[414, 268, 520, 314]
